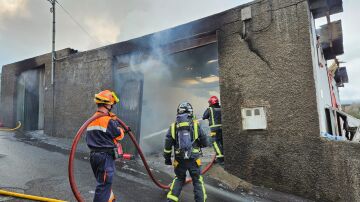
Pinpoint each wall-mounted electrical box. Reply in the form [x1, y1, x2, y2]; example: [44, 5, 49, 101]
[241, 107, 267, 130]
[241, 6, 252, 21]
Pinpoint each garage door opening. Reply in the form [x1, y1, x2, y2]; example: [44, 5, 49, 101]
[16, 67, 45, 131]
[114, 34, 220, 155]
[140, 42, 220, 153]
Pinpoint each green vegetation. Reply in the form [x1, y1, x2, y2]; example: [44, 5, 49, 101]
[343, 104, 360, 119]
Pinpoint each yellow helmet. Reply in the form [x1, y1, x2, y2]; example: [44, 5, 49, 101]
[94, 90, 119, 105]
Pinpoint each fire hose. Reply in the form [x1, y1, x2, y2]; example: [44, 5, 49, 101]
[0, 189, 65, 202]
[68, 113, 216, 202]
[0, 121, 22, 131]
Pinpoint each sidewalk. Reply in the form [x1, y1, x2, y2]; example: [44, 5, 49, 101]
[20, 130, 313, 202]
[144, 151, 313, 202]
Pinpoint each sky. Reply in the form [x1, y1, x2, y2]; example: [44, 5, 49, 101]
[0, 0, 358, 103]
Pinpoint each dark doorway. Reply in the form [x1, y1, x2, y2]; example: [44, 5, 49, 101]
[141, 43, 220, 153]
[16, 67, 45, 131]
[113, 68, 144, 155]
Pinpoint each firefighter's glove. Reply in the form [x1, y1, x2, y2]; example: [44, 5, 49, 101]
[165, 158, 172, 165]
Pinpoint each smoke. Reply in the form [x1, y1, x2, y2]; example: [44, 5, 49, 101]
[115, 32, 220, 154]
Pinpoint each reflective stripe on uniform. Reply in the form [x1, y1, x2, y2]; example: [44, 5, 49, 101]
[209, 107, 222, 128]
[194, 121, 199, 140]
[167, 194, 179, 202]
[192, 148, 200, 153]
[164, 149, 172, 153]
[87, 126, 107, 132]
[167, 178, 179, 201]
[171, 121, 199, 140]
[209, 107, 215, 127]
[171, 123, 176, 139]
[210, 124, 222, 128]
[177, 122, 190, 127]
[108, 190, 115, 202]
[199, 176, 207, 201]
[213, 142, 223, 156]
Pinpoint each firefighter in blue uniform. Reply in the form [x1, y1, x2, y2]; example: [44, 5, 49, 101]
[164, 102, 208, 202]
[86, 90, 125, 202]
[203, 96, 224, 164]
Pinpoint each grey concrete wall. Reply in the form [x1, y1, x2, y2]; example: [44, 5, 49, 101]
[49, 8, 237, 138]
[0, 49, 75, 130]
[53, 49, 113, 137]
[1, 0, 240, 136]
[218, 0, 360, 201]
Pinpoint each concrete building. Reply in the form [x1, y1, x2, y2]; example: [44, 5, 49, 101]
[1, 0, 359, 201]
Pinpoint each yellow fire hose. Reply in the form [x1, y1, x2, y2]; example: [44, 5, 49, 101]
[0, 121, 22, 131]
[0, 189, 66, 202]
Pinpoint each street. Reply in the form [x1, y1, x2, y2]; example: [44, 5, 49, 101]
[0, 131, 259, 202]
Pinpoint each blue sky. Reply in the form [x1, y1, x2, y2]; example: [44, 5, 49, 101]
[0, 0, 358, 103]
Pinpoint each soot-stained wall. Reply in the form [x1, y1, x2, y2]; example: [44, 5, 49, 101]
[2, 1, 359, 201]
[0, 48, 76, 133]
[49, 5, 236, 139]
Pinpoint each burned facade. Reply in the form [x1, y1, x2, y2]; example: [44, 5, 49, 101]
[1, 0, 359, 201]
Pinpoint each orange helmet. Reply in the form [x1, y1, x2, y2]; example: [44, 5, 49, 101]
[94, 90, 119, 105]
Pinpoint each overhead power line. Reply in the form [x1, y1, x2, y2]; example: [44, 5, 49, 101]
[54, 0, 100, 44]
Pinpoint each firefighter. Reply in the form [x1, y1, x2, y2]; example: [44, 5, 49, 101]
[203, 96, 224, 164]
[164, 102, 208, 202]
[86, 90, 125, 202]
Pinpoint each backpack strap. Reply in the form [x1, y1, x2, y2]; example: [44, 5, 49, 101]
[177, 122, 190, 127]
[209, 107, 222, 128]
[171, 120, 199, 140]
[193, 120, 199, 140]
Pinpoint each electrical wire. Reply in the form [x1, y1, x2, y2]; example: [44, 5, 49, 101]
[54, 0, 100, 44]
[51, 0, 105, 81]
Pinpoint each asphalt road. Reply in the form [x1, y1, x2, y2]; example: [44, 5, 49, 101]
[0, 131, 258, 202]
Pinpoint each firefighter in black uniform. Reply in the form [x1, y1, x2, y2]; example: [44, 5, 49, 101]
[164, 102, 208, 202]
[203, 96, 224, 164]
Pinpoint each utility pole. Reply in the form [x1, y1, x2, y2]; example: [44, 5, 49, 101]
[49, 0, 55, 85]
[48, 0, 56, 135]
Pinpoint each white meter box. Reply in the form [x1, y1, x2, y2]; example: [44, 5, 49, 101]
[241, 107, 267, 130]
[241, 6, 252, 21]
